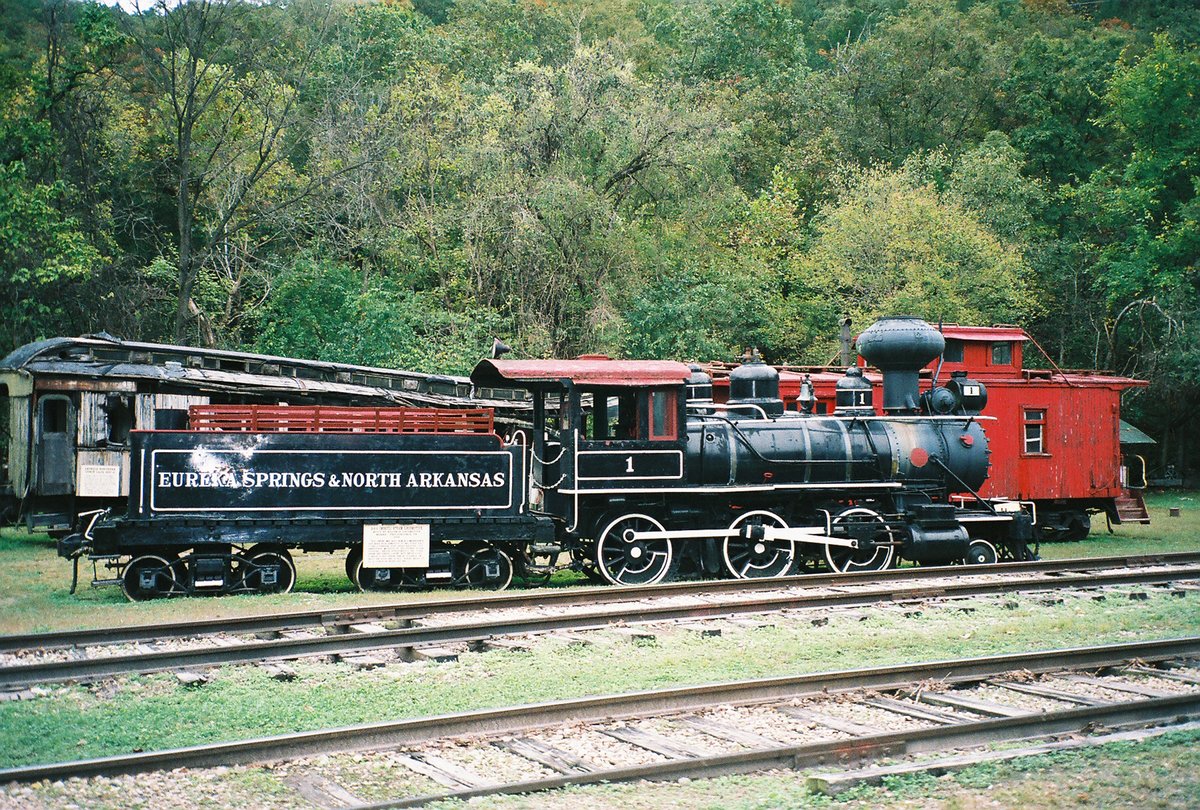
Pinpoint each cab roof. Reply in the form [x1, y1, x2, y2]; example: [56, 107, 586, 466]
[471, 358, 692, 389]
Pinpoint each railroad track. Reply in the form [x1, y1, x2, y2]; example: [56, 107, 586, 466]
[3, 553, 1199, 689]
[7, 551, 1197, 656]
[2, 637, 1198, 808]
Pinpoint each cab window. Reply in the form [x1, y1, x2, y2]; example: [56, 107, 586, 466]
[583, 391, 637, 440]
[649, 389, 677, 440]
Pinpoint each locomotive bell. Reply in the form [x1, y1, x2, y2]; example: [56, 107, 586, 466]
[835, 367, 874, 416]
[728, 356, 785, 417]
[856, 317, 945, 414]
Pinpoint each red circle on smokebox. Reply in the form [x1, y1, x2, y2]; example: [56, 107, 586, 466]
[910, 447, 929, 467]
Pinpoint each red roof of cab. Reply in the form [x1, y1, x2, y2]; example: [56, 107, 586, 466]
[471, 358, 692, 388]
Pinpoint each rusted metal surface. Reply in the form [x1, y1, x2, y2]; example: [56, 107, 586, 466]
[0, 334, 528, 411]
[188, 405, 495, 435]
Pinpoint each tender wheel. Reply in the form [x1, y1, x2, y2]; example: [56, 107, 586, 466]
[458, 547, 514, 591]
[595, 513, 674, 586]
[349, 551, 424, 591]
[723, 511, 794, 579]
[122, 554, 184, 601]
[826, 508, 896, 573]
[245, 548, 296, 594]
[965, 539, 998, 565]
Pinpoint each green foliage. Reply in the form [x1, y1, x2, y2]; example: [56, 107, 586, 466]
[1084, 34, 1200, 306]
[616, 233, 772, 361]
[254, 255, 504, 374]
[0, 161, 102, 346]
[770, 164, 1035, 361]
[825, 0, 1005, 163]
[1, 0, 1199, 472]
[998, 21, 1131, 186]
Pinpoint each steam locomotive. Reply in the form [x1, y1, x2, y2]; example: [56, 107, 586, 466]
[58, 317, 1035, 599]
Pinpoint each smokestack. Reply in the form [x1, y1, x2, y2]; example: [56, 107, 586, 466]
[855, 317, 944, 413]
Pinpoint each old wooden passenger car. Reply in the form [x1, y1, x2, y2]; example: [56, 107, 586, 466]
[0, 335, 526, 533]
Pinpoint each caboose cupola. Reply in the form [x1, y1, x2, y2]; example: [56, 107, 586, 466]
[856, 317, 945, 414]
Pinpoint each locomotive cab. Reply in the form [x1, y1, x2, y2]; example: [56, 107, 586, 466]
[471, 358, 692, 526]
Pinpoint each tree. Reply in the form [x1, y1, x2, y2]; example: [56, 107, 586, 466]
[769, 164, 1037, 362]
[254, 254, 504, 374]
[826, 0, 1005, 164]
[457, 44, 733, 356]
[0, 162, 102, 348]
[1068, 34, 1200, 471]
[125, 0, 326, 344]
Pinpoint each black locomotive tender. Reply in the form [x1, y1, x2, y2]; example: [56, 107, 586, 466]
[59, 317, 1036, 599]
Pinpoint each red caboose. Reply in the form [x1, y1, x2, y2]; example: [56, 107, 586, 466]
[708, 325, 1148, 541]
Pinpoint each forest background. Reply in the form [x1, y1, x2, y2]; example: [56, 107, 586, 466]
[1, 0, 1198, 474]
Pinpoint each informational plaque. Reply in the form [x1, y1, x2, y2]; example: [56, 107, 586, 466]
[363, 524, 430, 568]
[78, 464, 122, 498]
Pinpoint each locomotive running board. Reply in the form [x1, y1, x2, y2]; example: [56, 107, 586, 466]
[631, 526, 861, 550]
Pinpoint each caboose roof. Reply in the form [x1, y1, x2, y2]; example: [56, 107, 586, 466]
[471, 358, 692, 389]
[938, 325, 1029, 342]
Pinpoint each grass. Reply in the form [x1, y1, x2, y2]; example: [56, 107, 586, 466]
[1037, 488, 1200, 559]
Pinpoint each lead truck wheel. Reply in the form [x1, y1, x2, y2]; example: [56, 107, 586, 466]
[965, 539, 998, 565]
[595, 513, 674, 586]
[723, 510, 794, 579]
[460, 547, 514, 591]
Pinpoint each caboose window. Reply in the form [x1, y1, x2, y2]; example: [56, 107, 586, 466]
[649, 390, 677, 440]
[943, 339, 964, 362]
[1023, 409, 1046, 454]
[991, 342, 1013, 365]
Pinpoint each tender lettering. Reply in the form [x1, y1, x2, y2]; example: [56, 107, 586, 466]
[156, 460, 506, 492]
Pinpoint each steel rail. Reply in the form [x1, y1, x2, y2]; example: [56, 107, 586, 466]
[0, 636, 1196, 784]
[3, 564, 1199, 688]
[4, 551, 1198, 655]
[372, 697, 1200, 808]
